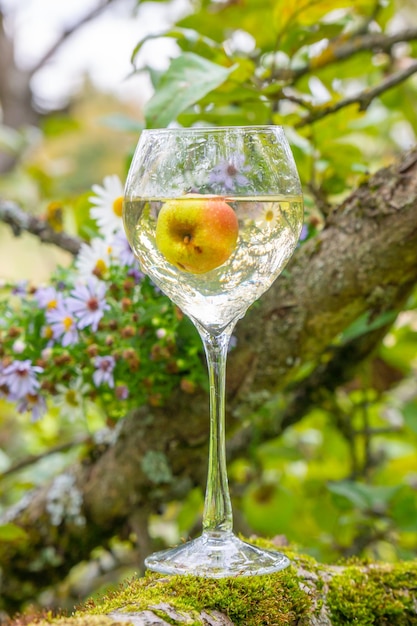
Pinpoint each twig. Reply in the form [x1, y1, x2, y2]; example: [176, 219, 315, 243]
[0, 199, 82, 255]
[295, 60, 417, 128]
[308, 29, 417, 73]
[0, 433, 91, 478]
[28, 0, 121, 77]
[271, 28, 417, 83]
[355, 0, 385, 37]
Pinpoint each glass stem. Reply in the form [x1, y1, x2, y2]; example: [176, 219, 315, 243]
[195, 321, 235, 535]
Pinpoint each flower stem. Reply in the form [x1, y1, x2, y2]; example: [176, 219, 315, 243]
[195, 322, 235, 534]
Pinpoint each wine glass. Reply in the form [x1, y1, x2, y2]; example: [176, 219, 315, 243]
[123, 126, 303, 577]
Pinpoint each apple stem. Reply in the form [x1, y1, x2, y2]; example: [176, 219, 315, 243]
[196, 321, 236, 535]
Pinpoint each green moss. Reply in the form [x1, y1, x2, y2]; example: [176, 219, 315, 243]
[21, 542, 417, 626]
[79, 562, 311, 626]
[327, 561, 417, 625]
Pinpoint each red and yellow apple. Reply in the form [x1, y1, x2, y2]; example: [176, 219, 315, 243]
[155, 196, 239, 274]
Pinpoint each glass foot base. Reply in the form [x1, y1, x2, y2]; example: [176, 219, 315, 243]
[145, 531, 290, 578]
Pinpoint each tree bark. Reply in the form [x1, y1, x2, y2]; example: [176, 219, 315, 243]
[1, 147, 417, 612]
[0, 12, 38, 172]
[0, 1, 120, 172]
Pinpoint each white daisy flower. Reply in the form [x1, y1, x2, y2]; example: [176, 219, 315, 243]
[256, 202, 281, 229]
[75, 238, 114, 280]
[89, 175, 124, 238]
[54, 377, 90, 422]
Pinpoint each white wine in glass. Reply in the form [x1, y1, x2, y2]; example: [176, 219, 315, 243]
[123, 126, 303, 577]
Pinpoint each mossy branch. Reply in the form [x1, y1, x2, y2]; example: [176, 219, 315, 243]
[18, 545, 417, 625]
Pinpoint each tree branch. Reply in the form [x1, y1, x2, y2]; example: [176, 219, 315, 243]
[295, 60, 417, 127]
[28, 0, 121, 78]
[29, 553, 417, 626]
[271, 27, 417, 82]
[0, 199, 82, 255]
[0, 434, 91, 479]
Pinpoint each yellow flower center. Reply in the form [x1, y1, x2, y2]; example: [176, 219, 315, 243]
[63, 316, 73, 331]
[47, 299, 57, 309]
[113, 197, 123, 218]
[94, 258, 107, 277]
[44, 326, 54, 339]
[65, 389, 79, 407]
[265, 210, 274, 222]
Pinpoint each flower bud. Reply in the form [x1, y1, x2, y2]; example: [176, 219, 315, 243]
[123, 279, 135, 292]
[121, 298, 132, 311]
[121, 326, 135, 338]
[54, 353, 72, 366]
[7, 327, 21, 338]
[87, 344, 99, 357]
[148, 393, 162, 407]
[180, 378, 197, 394]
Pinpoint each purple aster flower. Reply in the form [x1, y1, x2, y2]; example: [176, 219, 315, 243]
[67, 279, 110, 332]
[17, 393, 47, 422]
[127, 267, 144, 284]
[209, 152, 250, 191]
[46, 302, 79, 347]
[0, 359, 43, 401]
[93, 355, 115, 388]
[12, 280, 28, 296]
[296, 224, 309, 249]
[299, 224, 309, 241]
[35, 285, 61, 310]
[115, 384, 129, 400]
[112, 231, 136, 267]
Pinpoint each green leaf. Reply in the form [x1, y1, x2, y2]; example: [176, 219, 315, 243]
[328, 480, 400, 513]
[339, 310, 398, 344]
[42, 115, 80, 137]
[391, 488, 417, 532]
[132, 28, 222, 67]
[178, 101, 271, 128]
[71, 191, 99, 240]
[403, 399, 417, 435]
[177, 0, 277, 51]
[243, 482, 297, 536]
[99, 114, 144, 133]
[274, 0, 377, 33]
[144, 52, 235, 128]
[0, 523, 28, 543]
